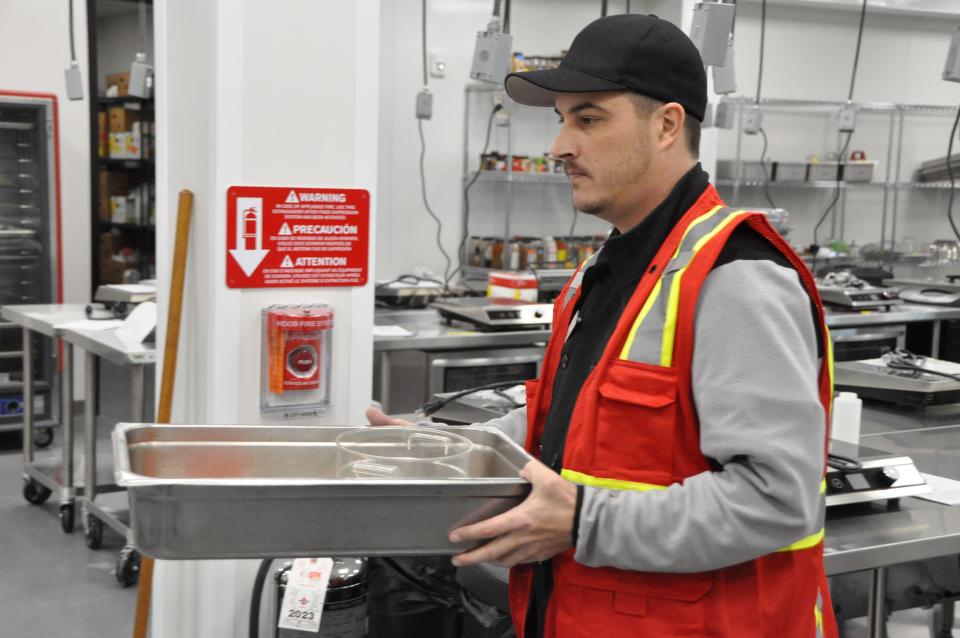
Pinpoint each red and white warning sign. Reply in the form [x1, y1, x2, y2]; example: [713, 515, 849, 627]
[226, 186, 369, 288]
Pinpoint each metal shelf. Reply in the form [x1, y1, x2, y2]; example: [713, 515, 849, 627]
[717, 178, 959, 191]
[722, 96, 958, 115]
[99, 158, 153, 171]
[98, 96, 153, 107]
[101, 222, 155, 232]
[473, 171, 568, 185]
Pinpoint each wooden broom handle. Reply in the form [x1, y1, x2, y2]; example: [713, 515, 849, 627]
[133, 189, 193, 638]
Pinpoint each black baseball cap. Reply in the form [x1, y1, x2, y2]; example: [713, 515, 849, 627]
[505, 14, 707, 122]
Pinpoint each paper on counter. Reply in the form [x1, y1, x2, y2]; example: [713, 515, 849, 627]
[373, 325, 413, 337]
[117, 301, 157, 343]
[57, 319, 124, 331]
[103, 283, 156, 294]
[917, 473, 960, 506]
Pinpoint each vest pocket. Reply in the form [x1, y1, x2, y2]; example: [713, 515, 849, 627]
[594, 359, 678, 484]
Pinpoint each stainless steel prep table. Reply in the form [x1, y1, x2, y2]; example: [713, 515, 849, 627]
[61, 325, 154, 577]
[375, 304, 960, 350]
[825, 406, 960, 637]
[0, 303, 94, 532]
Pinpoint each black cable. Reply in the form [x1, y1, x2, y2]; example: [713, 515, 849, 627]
[418, 119, 453, 286]
[601, 0, 608, 17]
[755, 0, 767, 105]
[758, 127, 776, 208]
[847, 0, 868, 102]
[379, 558, 459, 607]
[813, 131, 853, 251]
[626, 0, 631, 14]
[503, 0, 511, 34]
[568, 198, 579, 254]
[421, 379, 525, 416]
[68, 0, 76, 63]
[813, 0, 868, 255]
[421, 0, 428, 87]
[447, 104, 502, 287]
[945, 102, 960, 243]
[883, 348, 960, 382]
[249, 559, 273, 638]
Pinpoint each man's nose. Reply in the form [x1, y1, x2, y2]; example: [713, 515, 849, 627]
[550, 127, 575, 161]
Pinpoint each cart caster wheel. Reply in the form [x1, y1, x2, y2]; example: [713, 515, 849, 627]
[33, 427, 54, 448]
[23, 479, 51, 505]
[59, 503, 75, 533]
[930, 605, 955, 638]
[85, 514, 103, 550]
[116, 546, 140, 588]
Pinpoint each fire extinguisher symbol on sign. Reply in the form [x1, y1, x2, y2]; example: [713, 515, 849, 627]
[229, 197, 269, 276]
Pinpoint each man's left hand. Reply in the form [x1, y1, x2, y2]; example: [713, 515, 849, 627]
[449, 459, 577, 568]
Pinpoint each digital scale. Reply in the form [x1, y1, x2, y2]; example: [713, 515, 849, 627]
[834, 356, 960, 407]
[817, 282, 902, 310]
[374, 276, 445, 309]
[431, 297, 553, 331]
[826, 440, 930, 508]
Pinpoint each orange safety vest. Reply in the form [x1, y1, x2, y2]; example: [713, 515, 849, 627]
[510, 185, 839, 638]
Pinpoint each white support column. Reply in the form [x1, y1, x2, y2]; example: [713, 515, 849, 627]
[152, 0, 379, 635]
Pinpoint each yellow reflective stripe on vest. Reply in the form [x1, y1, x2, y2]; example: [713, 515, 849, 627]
[777, 479, 827, 552]
[659, 210, 749, 366]
[620, 206, 747, 365]
[561, 469, 667, 492]
[814, 589, 825, 638]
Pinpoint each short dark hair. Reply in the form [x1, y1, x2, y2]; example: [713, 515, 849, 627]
[628, 92, 700, 159]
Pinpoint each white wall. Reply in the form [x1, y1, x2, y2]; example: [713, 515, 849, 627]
[0, 0, 92, 396]
[377, 0, 960, 281]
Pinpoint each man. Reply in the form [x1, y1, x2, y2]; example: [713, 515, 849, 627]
[370, 13, 838, 638]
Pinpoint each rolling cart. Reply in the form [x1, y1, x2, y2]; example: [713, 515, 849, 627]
[0, 304, 94, 532]
[63, 324, 154, 586]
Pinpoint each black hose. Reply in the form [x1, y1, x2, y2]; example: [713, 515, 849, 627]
[249, 558, 273, 638]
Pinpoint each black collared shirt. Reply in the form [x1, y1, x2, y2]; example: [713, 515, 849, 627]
[526, 164, 710, 637]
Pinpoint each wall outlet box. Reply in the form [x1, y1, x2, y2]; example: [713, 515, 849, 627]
[470, 30, 513, 84]
[429, 52, 446, 79]
[743, 106, 762, 135]
[945, 27, 960, 83]
[64, 63, 84, 101]
[712, 39, 737, 95]
[689, 2, 736, 66]
[416, 90, 433, 120]
[714, 101, 735, 129]
[839, 105, 857, 133]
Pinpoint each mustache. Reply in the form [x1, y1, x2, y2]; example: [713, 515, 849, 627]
[563, 162, 589, 177]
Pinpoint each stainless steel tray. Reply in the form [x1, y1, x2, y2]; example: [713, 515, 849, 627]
[113, 423, 533, 559]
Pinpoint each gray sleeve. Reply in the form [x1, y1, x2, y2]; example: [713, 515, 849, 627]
[481, 406, 527, 446]
[574, 259, 826, 573]
[419, 406, 527, 446]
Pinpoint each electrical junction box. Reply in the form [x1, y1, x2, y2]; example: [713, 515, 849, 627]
[714, 101, 735, 129]
[470, 29, 514, 85]
[839, 104, 857, 133]
[689, 2, 736, 67]
[944, 26, 960, 83]
[743, 106, 762, 135]
[64, 63, 84, 101]
[712, 38, 737, 95]
[416, 90, 433, 120]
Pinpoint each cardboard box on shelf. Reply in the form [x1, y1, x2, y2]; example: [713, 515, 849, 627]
[106, 71, 130, 97]
[108, 106, 140, 132]
[100, 258, 127, 284]
[98, 172, 129, 219]
[108, 126, 142, 159]
[110, 196, 128, 223]
[98, 112, 107, 158]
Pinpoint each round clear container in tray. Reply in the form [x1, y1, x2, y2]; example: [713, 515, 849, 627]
[336, 426, 474, 479]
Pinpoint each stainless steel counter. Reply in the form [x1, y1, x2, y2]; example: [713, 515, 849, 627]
[374, 304, 960, 351]
[374, 308, 549, 351]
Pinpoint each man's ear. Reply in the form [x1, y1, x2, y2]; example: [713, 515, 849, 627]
[656, 102, 686, 152]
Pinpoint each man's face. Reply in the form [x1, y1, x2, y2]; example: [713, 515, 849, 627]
[551, 92, 653, 221]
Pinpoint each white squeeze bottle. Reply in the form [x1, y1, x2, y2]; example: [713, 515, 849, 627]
[830, 392, 862, 445]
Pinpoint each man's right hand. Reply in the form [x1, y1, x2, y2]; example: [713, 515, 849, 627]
[365, 406, 414, 427]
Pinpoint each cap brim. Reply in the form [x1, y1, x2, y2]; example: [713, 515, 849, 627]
[505, 68, 626, 107]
